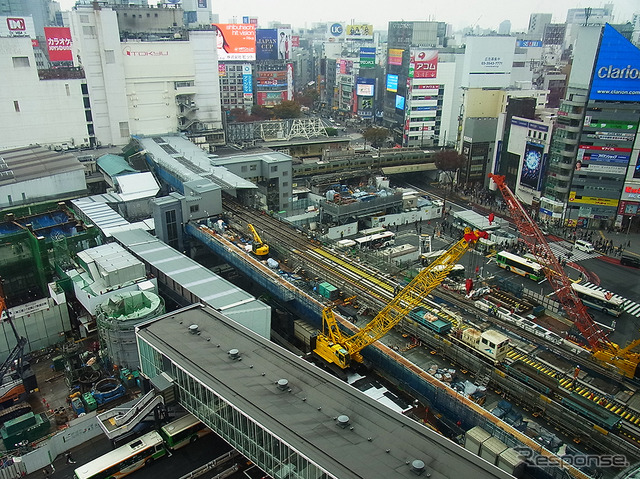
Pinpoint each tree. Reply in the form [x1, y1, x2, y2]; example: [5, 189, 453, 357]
[272, 100, 302, 119]
[362, 127, 389, 149]
[433, 149, 466, 191]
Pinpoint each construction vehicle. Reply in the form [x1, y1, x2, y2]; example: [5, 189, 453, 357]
[489, 174, 640, 378]
[0, 280, 37, 407]
[247, 224, 269, 258]
[312, 228, 488, 372]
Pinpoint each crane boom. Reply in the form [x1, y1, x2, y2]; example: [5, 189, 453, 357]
[315, 228, 488, 369]
[247, 224, 269, 257]
[489, 174, 640, 377]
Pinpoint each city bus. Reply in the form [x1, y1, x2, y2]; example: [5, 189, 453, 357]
[74, 430, 167, 479]
[354, 231, 396, 249]
[159, 413, 211, 450]
[495, 251, 545, 281]
[571, 283, 625, 317]
[359, 226, 386, 236]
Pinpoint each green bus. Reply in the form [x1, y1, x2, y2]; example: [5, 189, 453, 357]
[74, 430, 166, 479]
[159, 413, 211, 450]
[495, 251, 545, 281]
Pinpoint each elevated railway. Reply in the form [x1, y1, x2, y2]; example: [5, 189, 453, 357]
[219, 195, 640, 457]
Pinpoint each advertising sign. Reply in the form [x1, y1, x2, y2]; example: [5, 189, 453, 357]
[568, 192, 619, 207]
[409, 50, 438, 78]
[327, 22, 345, 41]
[256, 29, 277, 60]
[1, 16, 36, 38]
[589, 24, 640, 102]
[388, 48, 403, 66]
[386, 74, 398, 92]
[634, 153, 640, 178]
[242, 63, 253, 98]
[346, 24, 373, 40]
[395, 95, 405, 110]
[516, 40, 543, 47]
[44, 27, 73, 62]
[291, 36, 300, 47]
[356, 78, 375, 97]
[214, 24, 256, 61]
[277, 28, 292, 60]
[197, 0, 206, 7]
[519, 143, 544, 189]
[287, 63, 294, 101]
[218, 63, 226, 76]
[360, 46, 375, 69]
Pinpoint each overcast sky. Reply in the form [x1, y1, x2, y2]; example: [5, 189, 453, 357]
[57, 1, 638, 32]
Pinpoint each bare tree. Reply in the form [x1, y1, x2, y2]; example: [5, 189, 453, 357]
[434, 150, 466, 191]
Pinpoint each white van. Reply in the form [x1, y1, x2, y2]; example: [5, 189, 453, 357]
[574, 240, 595, 253]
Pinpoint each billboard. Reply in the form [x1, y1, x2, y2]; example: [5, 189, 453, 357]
[346, 24, 373, 40]
[519, 143, 544, 189]
[634, 153, 640, 179]
[326, 22, 345, 41]
[287, 63, 294, 101]
[277, 28, 292, 60]
[386, 74, 398, 92]
[360, 46, 376, 69]
[589, 24, 640, 102]
[395, 95, 405, 110]
[256, 29, 277, 60]
[291, 36, 300, 47]
[1, 16, 36, 38]
[44, 27, 73, 62]
[388, 48, 403, 66]
[242, 63, 253, 99]
[214, 24, 256, 61]
[516, 40, 543, 47]
[356, 78, 375, 97]
[409, 50, 438, 78]
[568, 192, 619, 207]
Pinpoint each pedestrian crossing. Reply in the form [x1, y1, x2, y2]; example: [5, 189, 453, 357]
[580, 281, 640, 317]
[548, 241, 601, 262]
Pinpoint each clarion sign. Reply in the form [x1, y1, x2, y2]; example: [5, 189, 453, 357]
[597, 65, 640, 79]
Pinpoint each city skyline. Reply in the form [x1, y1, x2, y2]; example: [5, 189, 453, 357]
[56, 0, 639, 32]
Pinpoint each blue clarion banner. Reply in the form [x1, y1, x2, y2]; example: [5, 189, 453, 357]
[589, 24, 640, 102]
[256, 29, 278, 61]
[386, 73, 398, 92]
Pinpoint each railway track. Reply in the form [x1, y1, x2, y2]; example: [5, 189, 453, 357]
[220, 197, 640, 446]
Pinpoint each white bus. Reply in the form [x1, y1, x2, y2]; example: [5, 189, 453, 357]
[495, 251, 545, 281]
[74, 431, 167, 479]
[359, 226, 386, 236]
[571, 283, 625, 317]
[354, 231, 396, 249]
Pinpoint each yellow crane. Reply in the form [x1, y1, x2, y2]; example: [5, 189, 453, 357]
[247, 224, 269, 257]
[313, 228, 488, 371]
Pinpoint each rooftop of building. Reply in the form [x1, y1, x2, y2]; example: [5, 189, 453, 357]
[0, 146, 84, 186]
[136, 303, 512, 479]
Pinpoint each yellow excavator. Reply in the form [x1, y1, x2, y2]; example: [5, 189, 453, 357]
[248, 224, 269, 258]
[312, 228, 488, 372]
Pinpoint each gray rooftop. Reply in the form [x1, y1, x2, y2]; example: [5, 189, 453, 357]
[136, 136, 255, 190]
[137, 304, 512, 479]
[0, 146, 84, 186]
[112, 229, 269, 336]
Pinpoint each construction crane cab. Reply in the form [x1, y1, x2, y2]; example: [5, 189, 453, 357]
[312, 228, 488, 375]
[248, 224, 269, 257]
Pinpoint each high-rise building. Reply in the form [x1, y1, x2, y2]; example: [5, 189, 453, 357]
[528, 13, 552, 40]
[540, 24, 640, 230]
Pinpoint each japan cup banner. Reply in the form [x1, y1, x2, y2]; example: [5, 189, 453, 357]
[410, 50, 438, 78]
[44, 27, 73, 62]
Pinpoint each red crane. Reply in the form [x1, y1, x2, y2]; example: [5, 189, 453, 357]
[489, 174, 639, 377]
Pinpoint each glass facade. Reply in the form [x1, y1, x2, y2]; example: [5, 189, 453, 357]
[138, 338, 333, 479]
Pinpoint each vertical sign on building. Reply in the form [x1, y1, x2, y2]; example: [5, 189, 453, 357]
[242, 63, 253, 100]
[44, 27, 73, 62]
[287, 63, 294, 101]
[360, 47, 376, 68]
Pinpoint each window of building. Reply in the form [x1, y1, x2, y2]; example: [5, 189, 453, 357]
[241, 165, 248, 172]
[83, 97, 91, 108]
[65, 83, 70, 96]
[119, 121, 130, 138]
[83, 26, 96, 36]
[190, 204, 199, 213]
[105, 50, 115, 64]
[282, 182, 288, 187]
[282, 171, 288, 176]
[80, 14, 89, 23]
[81, 83, 89, 95]
[270, 166, 278, 172]
[85, 110, 93, 122]
[250, 164, 257, 171]
[87, 124, 94, 135]
[13, 101, 20, 112]
[12, 57, 29, 68]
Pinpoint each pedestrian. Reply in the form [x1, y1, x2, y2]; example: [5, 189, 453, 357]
[628, 240, 631, 247]
[66, 451, 76, 464]
[42, 468, 49, 477]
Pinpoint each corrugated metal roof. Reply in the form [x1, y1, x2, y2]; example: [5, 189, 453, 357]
[111, 229, 269, 336]
[0, 145, 84, 185]
[96, 154, 137, 178]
